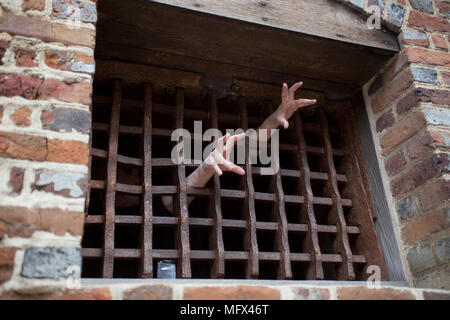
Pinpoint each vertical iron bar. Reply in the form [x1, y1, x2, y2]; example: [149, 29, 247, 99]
[293, 111, 324, 280]
[175, 88, 191, 278]
[239, 97, 259, 279]
[318, 108, 355, 280]
[140, 83, 153, 278]
[264, 101, 292, 280]
[209, 92, 225, 278]
[102, 79, 121, 278]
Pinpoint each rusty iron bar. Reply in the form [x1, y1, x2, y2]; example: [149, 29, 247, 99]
[239, 96, 259, 279]
[139, 83, 153, 278]
[293, 111, 324, 280]
[209, 92, 225, 278]
[318, 108, 355, 280]
[174, 88, 192, 278]
[102, 79, 121, 278]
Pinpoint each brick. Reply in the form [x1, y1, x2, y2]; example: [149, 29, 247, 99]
[0, 74, 41, 100]
[401, 210, 446, 244]
[387, 2, 406, 28]
[414, 264, 450, 289]
[408, 10, 450, 32]
[372, 67, 413, 114]
[8, 167, 25, 194]
[404, 47, 450, 67]
[10, 106, 32, 127]
[376, 109, 395, 132]
[0, 11, 95, 48]
[52, 0, 98, 23]
[0, 247, 16, 284]
[411, 67, 439, 84]
[442, 71, 450, 86]
[382, 51, 409, 84]
[434, 237, 449, 264]
[435, 1, 450, 17]
[423, 107, 450, 126]
[423, 291, 450, 300]
[418, 178, 450, 212]
[337, 286, 415, 300]
[15, 49, 38, 68]
[390, 153, 449, 197]
[0, 39, 10, 65]
[396, 195, 420, 221]
[183, 286, 281, 300]
[293, 287, 330, 300]
[22, 0, 46, 11]
[41, 107, 91, 134]
[47, 139, 89, 165]
[407, 245, 434, 274]
[123, 285, 173, 300]
[38, 80, 92, 105]
[34, 170, 88, 198]
[396, 88, 450, 115]
[0, 288, 112, 300]
[406, 129, 449, 160]
[380, 110, 426, 156]
[384, 150, 406, 176]
[0, 131, 47, 161]
[21, 247, 82, 279]
[0, 206, 84, 238]
[409, 0, 434, 14]
[399, 29, 429, 47]
[431, 34, 448, 51]
[368, 73, 384, 96]
[0, 105, 3, 124]
[45, 50, 95, 74]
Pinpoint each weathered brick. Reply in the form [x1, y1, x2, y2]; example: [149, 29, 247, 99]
[0, 11, 95, 48]
[409, 0, 434, 14]
[15, 49, 38, 68]
[401, 210, 446, 244]
[414, 264, 450, 289]
[408, 10, 450, 32]
[384, 150, 406, 176]
[0, 247, 16, 284]
[411, 67, 439, 84]
[22, 0, 46, 11]
[368, 73, 383, 96]
[0, 131, 47, 161]
[8, 167, 25, 194]
[390, 153, 449, 197]
[396, 88, 450, 115]
[423, 290, 450, 300]
[399, 29, 429, 47]
[0, 206, 84, 238]
[0, 288, 112, 300]
[387, 2, 406, 28]
[423, 107, 450, 126]
[45, 50, 95, 74]
[418, 178, 450, 212]
[337, 286, 415, 300]
[406, 129, 449, 160]
[52, 0, 98, 23]
[396, 195, 420, 221]
[372, 67, 413, 114]
[41, 107, 91, 134]
[38, 80, 92, 105]
[434, 237, 449, 264]
[47, 139, 89, 165]
[10, 106, 32, 127]
[123, 285, 173, 300]
[183, 286, 281, 300]
[431, 34, 448, 51]
[21, 247, 82, 279]
[435, 1, 450, 17]
[405, 47, 450, 67]
[0, 105, 3, 124]
[376, 109, 395, 133]
[407, 245, 434, 274]
[0, 39, 10, 65]
[380, 110, 426, 156]
[33, 170, 88, 198]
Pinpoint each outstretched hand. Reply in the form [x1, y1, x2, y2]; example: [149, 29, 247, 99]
[271, 82, 317, 129]
[204, 133, 246, 176]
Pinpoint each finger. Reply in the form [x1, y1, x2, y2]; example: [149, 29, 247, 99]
[213, 164, 223, 176]
[289, 81, 303, 99]
[281, 82, 289, 103]
[297, 99, 317, 108]
[225, 133, 245, 159]
[223, 160, 245, 176]
[216, 132, 230, 152]
[282, 118, 289, 129]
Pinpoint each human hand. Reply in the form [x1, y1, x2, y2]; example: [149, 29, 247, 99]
[271, 82, 317, 129]
[204, 133, 246, 176]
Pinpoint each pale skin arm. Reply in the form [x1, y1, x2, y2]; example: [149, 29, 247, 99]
[162, 81, 316, 213]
